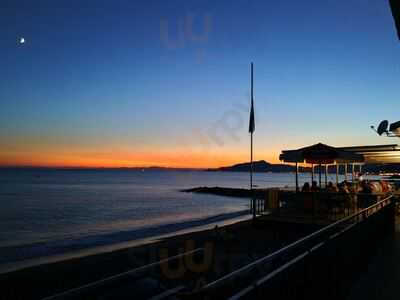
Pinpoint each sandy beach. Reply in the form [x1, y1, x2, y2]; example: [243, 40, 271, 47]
[0, 216, 321, 300]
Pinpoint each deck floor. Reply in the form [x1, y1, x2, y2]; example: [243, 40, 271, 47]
[346, 220, 400, 300]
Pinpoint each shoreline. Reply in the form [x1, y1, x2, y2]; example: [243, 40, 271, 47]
[0, 210, 251, 275]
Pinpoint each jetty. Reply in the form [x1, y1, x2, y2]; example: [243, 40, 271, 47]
[181, 187, 271, 199]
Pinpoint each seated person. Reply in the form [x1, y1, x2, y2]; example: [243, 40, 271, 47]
[360, 180, 372, 194]
[380, 180, 390, 193]
[311, 181, 319, 192]
[302, 182, 310, 192]
[339, 182, 350, 194]
[326, 181, 338, 192]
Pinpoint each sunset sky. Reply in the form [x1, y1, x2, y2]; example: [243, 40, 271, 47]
[0, 0, 399, 168]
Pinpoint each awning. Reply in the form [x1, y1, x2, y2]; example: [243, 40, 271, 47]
[339, 144, 400, 164]
[280, 143, 364, 164]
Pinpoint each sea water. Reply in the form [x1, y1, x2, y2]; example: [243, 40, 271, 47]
[0, 168, 346, 271]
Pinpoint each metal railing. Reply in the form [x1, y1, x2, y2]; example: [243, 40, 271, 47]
[264, 189, 391, 219]
[201, 194, 394, 299]
[39, 195, 395, 300]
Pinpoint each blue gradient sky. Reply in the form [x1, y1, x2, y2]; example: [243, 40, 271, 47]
[0, 0, 399, 167]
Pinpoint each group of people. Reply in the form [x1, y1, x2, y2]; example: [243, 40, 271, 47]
[301, 178, 392, 194]
[301, 181, 342, 193]
[300, 181, 318, 192]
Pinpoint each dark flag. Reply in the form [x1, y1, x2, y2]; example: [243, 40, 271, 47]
[390, 0, 400, 40]
[249, 63, 255, 133]
[249, 98, 255, 133]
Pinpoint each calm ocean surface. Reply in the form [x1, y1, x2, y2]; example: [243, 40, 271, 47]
[0, 168, 348, 271]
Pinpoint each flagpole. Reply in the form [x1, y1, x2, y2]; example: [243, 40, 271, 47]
[250, 62, 253, 191]
[251, 128, 255, 220]
[250, 62, 255, 220]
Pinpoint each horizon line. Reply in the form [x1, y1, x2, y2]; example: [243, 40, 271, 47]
[0, 165, 208, 170]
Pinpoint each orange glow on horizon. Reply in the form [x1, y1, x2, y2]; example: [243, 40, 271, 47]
[0, 147, 281, 169]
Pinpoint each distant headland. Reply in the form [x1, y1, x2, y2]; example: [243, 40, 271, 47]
[206, 160, 297, 173]
[206, 160, 400, 174]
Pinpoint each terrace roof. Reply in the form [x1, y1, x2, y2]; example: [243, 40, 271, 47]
[339, 144, 400, 164]
[280, 143, 400, 164]
[280, 143, 364, 164]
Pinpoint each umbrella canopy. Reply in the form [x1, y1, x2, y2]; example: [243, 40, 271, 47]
[280, 143, 364, 164]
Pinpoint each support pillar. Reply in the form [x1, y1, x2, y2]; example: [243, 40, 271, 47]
[319, 163, 322, 189]
[325, 164, 328, 187]
[295, 162, 299, 193]
[336, 163, 339, 185]
[311, 164, 314, 183]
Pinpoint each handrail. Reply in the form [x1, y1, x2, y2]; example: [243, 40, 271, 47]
[228, 252, 309, 300]
[201, 194, 394, 293]
[227, 194, 395, 300]
[40, 194, 394, 300]
[40, 248, 204, 300]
